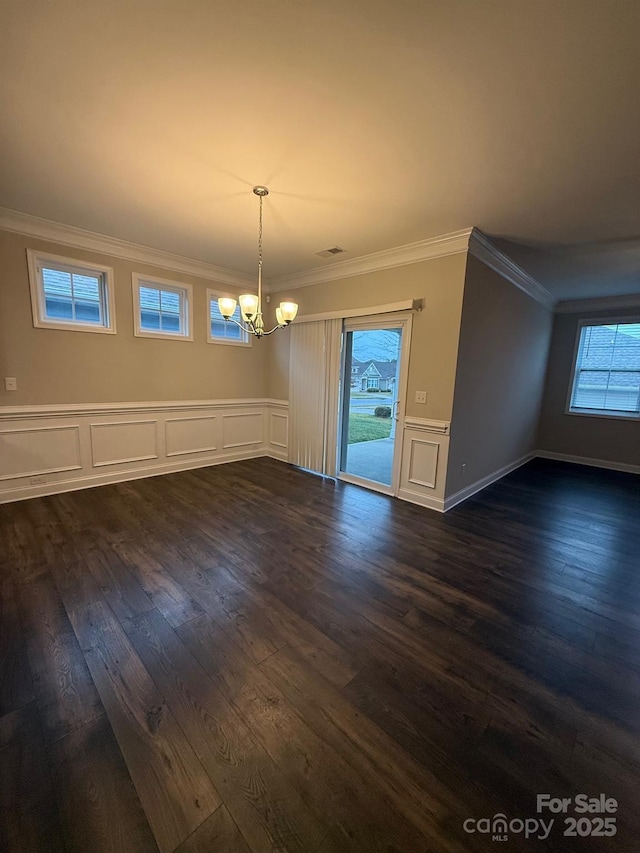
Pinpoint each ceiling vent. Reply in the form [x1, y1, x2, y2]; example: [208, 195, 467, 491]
[315, 246, 346, 258]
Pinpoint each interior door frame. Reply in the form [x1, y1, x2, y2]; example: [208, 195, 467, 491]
[336, 311, 413, 496]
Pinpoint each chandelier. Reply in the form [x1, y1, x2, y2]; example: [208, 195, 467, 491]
[218, 186, 298, 337]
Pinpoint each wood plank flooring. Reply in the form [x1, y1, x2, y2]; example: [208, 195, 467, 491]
[1, 456, 639, 851]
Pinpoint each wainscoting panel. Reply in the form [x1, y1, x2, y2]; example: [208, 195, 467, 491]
[407, 438, 439, 489]
[398, 417, 450, 512]
[269, 411, 288, 451]
[90, 420, 158, 467]
[0, 399, 288, 503]
[165, 415, 218, 457]
[221, 412, 263, 449]
[0, 424, 81, 481]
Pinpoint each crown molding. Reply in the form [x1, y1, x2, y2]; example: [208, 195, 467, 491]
[0, 207, 255, 289]
[270, 226, 555, 312]
[554, 293, 640, 314]
[0, 207, 556, 309]
[467, 228, 556, 311]
[269, 228, 473, 291]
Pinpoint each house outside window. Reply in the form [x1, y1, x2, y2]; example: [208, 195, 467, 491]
[352, 358, 397, 392]
[132, 274, 193, 341]
[27, 249, 116, 334]
[568, 319, 640, 418]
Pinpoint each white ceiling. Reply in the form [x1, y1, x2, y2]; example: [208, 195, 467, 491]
[1, 0, 639, 300]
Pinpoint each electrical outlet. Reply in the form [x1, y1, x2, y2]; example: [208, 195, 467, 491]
[4, 377, 17, 391]
[415, 390, 427, 404]
[29, 475, 47, 485]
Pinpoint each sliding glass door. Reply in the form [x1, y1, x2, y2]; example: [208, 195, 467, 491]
[337, 314, 411, 494]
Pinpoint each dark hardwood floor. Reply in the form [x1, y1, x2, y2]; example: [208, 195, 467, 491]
[1, 457, 639, 852]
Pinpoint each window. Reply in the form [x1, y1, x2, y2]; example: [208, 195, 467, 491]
[27, 249, 115, 333]
[132, 274, 193, 340]
[207, 289, 250, 346]
[568, 320, 640, 418]
[367, 378, 379, 390]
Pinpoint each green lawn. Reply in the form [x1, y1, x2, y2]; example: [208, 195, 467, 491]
[348, 412, 392, 444]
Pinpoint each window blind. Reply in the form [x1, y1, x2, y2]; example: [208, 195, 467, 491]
[570, 323, 640, 414]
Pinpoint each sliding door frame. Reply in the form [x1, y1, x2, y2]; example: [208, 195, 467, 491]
[336, 311, 413, 496]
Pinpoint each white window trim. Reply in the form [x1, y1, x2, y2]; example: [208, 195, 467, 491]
[565, 316, 640, 421]
[132, 273, 193, 341]
[27, 249, 116, 334]
[206, 288, 251, 347]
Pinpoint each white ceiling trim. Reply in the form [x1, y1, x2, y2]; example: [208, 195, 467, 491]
[270, 225, 554, 311]
[0, 207, 554, 310]
[0, 207, 255, 289]
[555, 293, 640, 314]
[468, 228, 556, 311]
[269, 229, 473, 291]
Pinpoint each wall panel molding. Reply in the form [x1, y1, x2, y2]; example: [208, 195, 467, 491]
[397, 421, 450, 513]
[221, 412, 264, 449]
[407, 439, 440, 489]
[0, 398, 276, 420]
[165, 415, 218, 457]
[403, 416, 450, 434]
[90, 419, 158, 467]
[269, 411, 288, 449]
[0, 424, 82, 481]
[0, 399, 288, 503]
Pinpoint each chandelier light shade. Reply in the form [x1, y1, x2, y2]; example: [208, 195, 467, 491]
[217, 296, 238, 317]
[218, 186, 298, 338]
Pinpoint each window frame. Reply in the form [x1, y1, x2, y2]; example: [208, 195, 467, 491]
[132, 273, 193, 341]
[565, 316, 640, 421]
[206, 288, 251, 347]
[27, 249, 116, 334]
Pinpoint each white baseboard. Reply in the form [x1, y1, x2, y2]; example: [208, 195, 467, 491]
[444, 452, 536, 511]
[0, 449, 285, 504]
[536, 450, 640, 476]
[265, 446, 288, 463]
[397, 487, 445, 513]
[0, 398, 289, 504]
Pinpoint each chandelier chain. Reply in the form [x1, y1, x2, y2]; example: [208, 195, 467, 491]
[258, 193, 263, 272]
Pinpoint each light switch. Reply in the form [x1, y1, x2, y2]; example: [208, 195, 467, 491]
[415, 390, 427, 404]
[4, 377, 17, 391]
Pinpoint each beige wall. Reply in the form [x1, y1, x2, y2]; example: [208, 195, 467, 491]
[537, 306, 640, 466]
[267, 252, 469, 421]
[446, 256, 553, 497]
[0, 230, 268, 405]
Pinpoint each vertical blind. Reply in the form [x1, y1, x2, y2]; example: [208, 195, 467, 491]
[289, 319, 342, 475]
